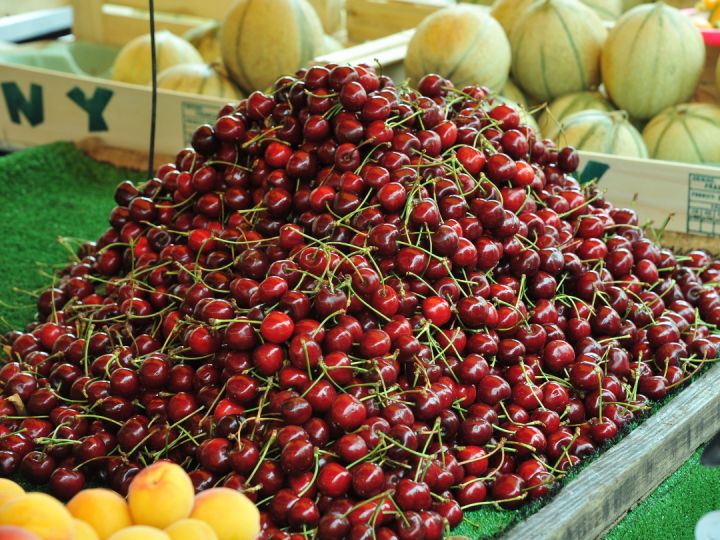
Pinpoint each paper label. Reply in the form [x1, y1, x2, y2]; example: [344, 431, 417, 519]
[181, 101, 220, 146]
[687, 172, 720, 236]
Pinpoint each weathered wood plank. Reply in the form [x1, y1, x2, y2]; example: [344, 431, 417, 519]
[0, 0, 69, 16]
[108, 0, 232, 20]
[71, 0, 106, 43]
[346, 0, 451, 42]
[72, 1, 216, 46]
[73, 3, 209, 46]
[505, 363, 720, 540]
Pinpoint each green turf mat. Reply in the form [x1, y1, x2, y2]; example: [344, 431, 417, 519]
[0, 142, 143, 330]
[608, 446, 720, 540]
[0, 143, 714, 539]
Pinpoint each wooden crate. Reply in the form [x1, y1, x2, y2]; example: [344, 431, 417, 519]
[0, 0, 69, 17]
[71, 0, 234, 46]
[577, 151, 720, 237]
[346, 0, 452, 42]
[71, 0, 346, 46]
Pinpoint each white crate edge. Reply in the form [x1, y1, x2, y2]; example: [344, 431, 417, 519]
[0, 61, 231, 156]
[577, 150, 720, 236]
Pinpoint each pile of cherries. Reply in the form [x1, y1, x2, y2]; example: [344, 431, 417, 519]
[1, 63, 719, 539]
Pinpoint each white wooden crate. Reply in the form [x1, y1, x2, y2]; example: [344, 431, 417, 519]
[577, 151, 720, 237]
[0, 31, 407, 155]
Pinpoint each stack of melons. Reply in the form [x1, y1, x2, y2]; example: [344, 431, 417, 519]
[405, 0, 719, 163]
[110, 0, 343, 99]
[110, 27, 244, 100]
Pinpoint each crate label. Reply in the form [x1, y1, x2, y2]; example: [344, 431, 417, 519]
[181, 101, 219, 145]
[1, 81, 113, 132]
[1, 82, 44, 126]
[687, 172, 720, 235]
[578, 159, 610, 184]
[66, 88, 113, 132]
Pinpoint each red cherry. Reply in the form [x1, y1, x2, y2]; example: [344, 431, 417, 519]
[260, 311, 295, 343]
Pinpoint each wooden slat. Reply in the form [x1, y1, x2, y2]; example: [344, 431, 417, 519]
[73, 3, 211, 46]
[506, 364, 720, 540]
[313, 29, 411, 64]
[72, 0, 220, 45]
[71, 0, 105, 43]
[346, 0, 451, 42]
[102, 5, 208, 43]
[0, 0, 69, 16]
[109, 0, 233, 20]
[312, 29, 410, 81]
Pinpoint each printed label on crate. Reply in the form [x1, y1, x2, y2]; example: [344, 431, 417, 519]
[0, 63, 229, 154]
[181, 101, 220, 146]
[578, 160, 610, 184]
[687, 172, 720, 235]
[1, 81, 113, 132]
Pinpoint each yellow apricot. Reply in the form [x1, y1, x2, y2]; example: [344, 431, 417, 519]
[190, 488, 260, 540]
[67, 488, 132, 540]
[0, 493, 73, 540]
[107, 526, 170, 540]
[165, 518, 218, 540]
[127, 462, 194, 529]
[0, 479, 24, 507]
[73, 518, 100, 540]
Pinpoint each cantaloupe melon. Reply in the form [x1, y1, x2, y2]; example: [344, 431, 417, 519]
[601, 3, 705, 120]
[158, 64, 243, 99]
[221, 0, 325, 94]
[510, 0, 607, 102]
[642, 103, 720, 163]
[538, 91, 614, 137]
[548, 110, 648, 158]
[580, 0, 622, 19]
[112, 31, 203, 85]
[502, 79, 528, 109]
[184, 22, 221, 63]
[405, 5, 511, 91]
[490, 0, 535, 35]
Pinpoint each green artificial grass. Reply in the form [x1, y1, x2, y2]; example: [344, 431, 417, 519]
[0, 143, 715, 539]
[608, 445, 720, 540]
[0, 142, 143, 330]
